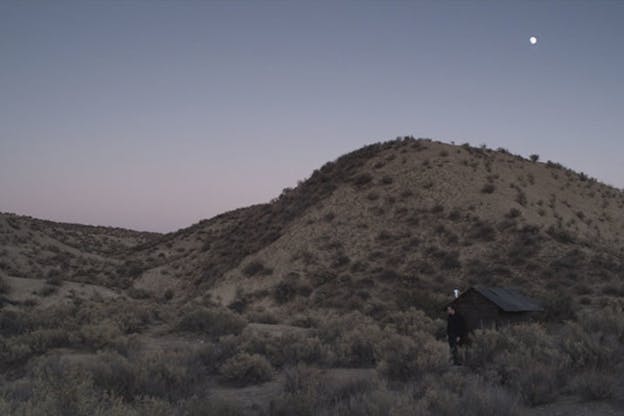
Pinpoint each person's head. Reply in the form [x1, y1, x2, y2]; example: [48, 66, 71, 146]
[447, 306, 456, 315]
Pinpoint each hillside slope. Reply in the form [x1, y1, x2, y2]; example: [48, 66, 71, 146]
[0, 213, 160, 288]
[127, 138, 624, 317]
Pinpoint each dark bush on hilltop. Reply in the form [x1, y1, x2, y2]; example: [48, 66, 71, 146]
[242, 260, 273, 277]
[176, 306, 247, 337]
[353, 173, 373, 187]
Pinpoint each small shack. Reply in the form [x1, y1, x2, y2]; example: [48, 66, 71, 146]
[447, 286, 543, 332]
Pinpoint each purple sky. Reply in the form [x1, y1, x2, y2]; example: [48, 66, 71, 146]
[1, 1, 623, 232]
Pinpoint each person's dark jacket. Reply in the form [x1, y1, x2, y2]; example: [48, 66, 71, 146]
[447, 313, 466, 339]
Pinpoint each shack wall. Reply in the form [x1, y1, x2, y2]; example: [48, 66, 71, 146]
[450, 289, 500, 332]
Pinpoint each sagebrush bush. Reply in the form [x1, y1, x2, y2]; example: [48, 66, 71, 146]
[273, 364, 389, 416]
[0, 275, 10, 294]
[79, 320, 124, 349]
[420, 375, 522, 416]
[376, 332, 447, 381]
[242, 260, 272, 277]
[176, 305, 246, 336]
[570, 369, 615, 402]
[317, 312, 384, 367]
[0, 309, 30, 336]
[464, 323, 568, 406]
[219, 352, 273, 386]
[381, 308, 440, 337]
[182, 397, 243, 416]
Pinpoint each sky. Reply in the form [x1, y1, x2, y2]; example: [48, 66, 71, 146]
[1, 1, 623, 232]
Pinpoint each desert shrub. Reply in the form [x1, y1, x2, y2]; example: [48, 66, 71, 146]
[127, 287, 150, 300]
[279, 333, 326, 366]
[541, 292, 576, 322]
[7, 358, 110, 415]
[571, 369, 615, 401]
[182, 397, 243, 416]
[246, 308, 279, 324]
[317, 312, 384, 367]
[546, 225, 576, 244]
[0, 338, 33, 367]
[88, 349, 199, 401]
[381, 308, 440, 337]
[45, 268, 64, 286]
[163, 288, 174, 301]
[194, 337, 239, 374]
[87, 351, 136, 400]
[242, 260, 272, 277]
[353, 173, 373, 187]
[79, 320, 124, 349]
[332, 327, 378, 367]
[396, 289, 447, 320]
[22, 329, 73, 354]
[37, 284, 58, 297]
[219, 352, 273, 386]
[239, 328, 326, 368]
[176, 306, 247, 337]
[481, 183, 495, 194]
[133, 351, 193, 400]
[117, 260, 146, 279]
[274, 281, 297, 304]
[468, 220, 496, 241]
[464, 324, 568, 406]
[273, 365, 389, 416]
[463, 328, 513, 370]
[102, 304, 154, 335]
[459, 378, 521, 416]
[420, 374, 522, 416]
[558, 321, 618, 370]
[0, 275, 10, 294]
[507, 359, 559, 406]
[376, 332, 447, 381]
[577, 305, 624, 341]
[0, 310, 30, 336]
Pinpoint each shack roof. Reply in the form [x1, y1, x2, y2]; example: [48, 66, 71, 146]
[452, 287, 543, 312]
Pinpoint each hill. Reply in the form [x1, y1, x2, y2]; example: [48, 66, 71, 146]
[1, 138, 624, 415]
[127, 138, 624, 317]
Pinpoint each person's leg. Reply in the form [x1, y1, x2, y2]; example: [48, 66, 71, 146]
[448, 337, 459, 364]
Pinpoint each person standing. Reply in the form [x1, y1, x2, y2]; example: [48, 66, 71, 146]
[446, 305, 465, 365]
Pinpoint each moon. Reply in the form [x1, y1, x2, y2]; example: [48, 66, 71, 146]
[529, 36, 538, 45]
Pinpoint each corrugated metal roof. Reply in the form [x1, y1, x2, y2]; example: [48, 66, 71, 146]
[472, 287, 543, 312]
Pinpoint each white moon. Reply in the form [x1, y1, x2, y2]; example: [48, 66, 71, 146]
[529, 36, 538, 45]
